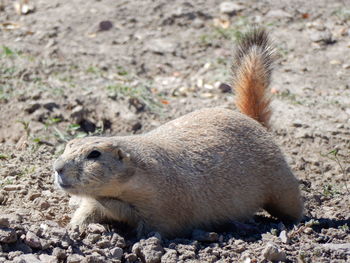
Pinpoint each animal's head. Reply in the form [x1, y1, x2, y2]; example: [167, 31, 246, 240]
[53, 137, 134, 196]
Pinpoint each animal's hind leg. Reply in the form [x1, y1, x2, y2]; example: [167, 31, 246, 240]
[264, 168, 304, 223]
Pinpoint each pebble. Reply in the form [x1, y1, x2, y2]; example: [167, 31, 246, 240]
[132, 237, 164, 263]
[266, 9, 292, 19]
[218, 83, 231, 93]
[0, 216, 10, 227]
[66, 254, 85, 263]
[342, 64, 350, 69]
[13, 254, 41, 263]
[262, 242, 286, 262]
[52, 247, 66, 260]
[39, 254, 58, 263]
[110, 247, 123, 260]
[321, 243, 350, 254]
[192, 229, 219, 242]
[304, 227, 313, 234]
[98, 20, 113, 31]
[279, 230, 290, 244]
[88, 223, 106, 234]
[146, 38, 177, 54]
[0, 228, 17, 243]
[3, 184, 24, 191]
[309, 31, 334, 44]
[219, 2, 245, 15]
[25, 231, 42, 249]
[161, 249, 178, 262]
[24, 102, 41, 114]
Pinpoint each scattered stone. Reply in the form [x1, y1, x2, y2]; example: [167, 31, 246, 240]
[262, 242, 286, 262]
[3, 184, 24, 191]
[0, 228, 17, 243]
[0, 216, 10, 227]
[84, 252, 106, 263]
[219, 2, 245, 15]
[279, 230, 290, 244]
[42, 101, 59, 111]
[39, 254, 58, 263]
[52, 247, 66, 260]
[8, 251, 23, 260]
[67, 254, 85, 263]
[96, 239, 111, 249]
[25, 231, 42, 249]
[218, 83, 231, 93]
[266, 9, 292, 19]
[110, 233, 126, 248]
[24, 102, 41, 114]
[132, 237, 164, 263]
[309, 31, 334, 44]
[343, 64, 350, 69]
[125, 253, 138, 262]
[329, 60, 342, 65]
[110, 247, 123, 260]
[161, 249, 178, 262]
[321, 243, 350, 254]
[99, 21, 113, 31]
[88, 224, 106, 234]
[146, 38, 177, 54]
[13, 254, 41, 263]
[192, 229, 219, 242]
[304, 227, 313, 234]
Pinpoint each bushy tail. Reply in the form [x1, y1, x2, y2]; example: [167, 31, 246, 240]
[232, 28, 275, 129]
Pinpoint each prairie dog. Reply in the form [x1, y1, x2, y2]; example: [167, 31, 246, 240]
[53, 28, 303, 238]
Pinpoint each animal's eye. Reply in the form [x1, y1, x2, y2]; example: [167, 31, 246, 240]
[87, 150, 101, 159]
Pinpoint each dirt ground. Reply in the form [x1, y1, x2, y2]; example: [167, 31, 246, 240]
[0, 0, 350, 262]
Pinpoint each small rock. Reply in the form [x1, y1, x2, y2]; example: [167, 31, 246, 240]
[88, 223, 106, 234]
[0, 228, 17, 243]
[132, 237, 164, 263]
[8, 251, 23, 260]
[192, 18, 204, 28]
[70, 105, 85, 123]
[125, 253, 138, 262]
[3, 184, 24, 191]
[262, 242, 286, 262]
[304, 227, 313, 234]
[266, 9, 292, 19]
[161, 249, 178, 262]
[110, 233, 126, 248]
[279, 230, 290, 244]
[0, 216, 10, 227]
[343, 64, 350, 69]
[24, 102, 41, 114]
[147, 38, 177, 54]
[218, 83, 231, 93]
[329, 60, 342, 65]
[192, 229, 219, 242]
[67, 254, 85, 263]
[84, 252, 106, 263]
[110, 247, 123, 259]
[97, 239, 111, 249]
[13, 254, 41, 263]
[42, 101, 59, 111]
[39, 254, 58, 263]
[219, 2, 245, 15]
[99, 20, 113, 31]
[309, 31, 334, 44]
[84, 233, 101, 245]
[321, 243, 350, 254]
[25, 231, 42, 249]
[52, 247, 66, 260]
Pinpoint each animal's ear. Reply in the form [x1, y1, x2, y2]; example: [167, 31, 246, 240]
[117, 148, 131, 162]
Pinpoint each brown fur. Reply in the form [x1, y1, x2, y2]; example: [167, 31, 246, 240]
[53, 28, 303, 238]
[232, 28, 274, 129]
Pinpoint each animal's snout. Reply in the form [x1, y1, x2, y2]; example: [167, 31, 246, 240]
[53, 158, 73, 189]
[53, 157, 65, 174]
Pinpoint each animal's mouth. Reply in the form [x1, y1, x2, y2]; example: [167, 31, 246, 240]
[54, 171, 73, 189]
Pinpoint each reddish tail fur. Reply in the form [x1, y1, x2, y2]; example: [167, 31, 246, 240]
[232, 28, 275, 129]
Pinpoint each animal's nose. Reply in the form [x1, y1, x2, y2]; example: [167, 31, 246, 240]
[53, 157, 65, 174]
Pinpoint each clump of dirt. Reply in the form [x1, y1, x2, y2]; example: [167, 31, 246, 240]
[1, 0, 350, 262]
